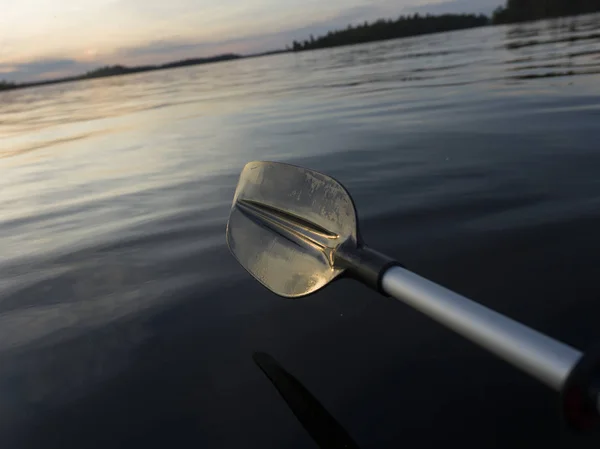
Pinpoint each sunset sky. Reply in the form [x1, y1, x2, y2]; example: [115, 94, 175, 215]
[0, 0, 499, 82]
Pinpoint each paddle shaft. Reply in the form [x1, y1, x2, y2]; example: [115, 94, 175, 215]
[381, 266, 582, 391]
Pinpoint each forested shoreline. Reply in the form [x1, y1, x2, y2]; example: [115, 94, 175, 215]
[289, 14, 489, 52]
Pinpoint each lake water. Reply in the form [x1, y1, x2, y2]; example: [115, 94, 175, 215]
[1, 14, 600, 449]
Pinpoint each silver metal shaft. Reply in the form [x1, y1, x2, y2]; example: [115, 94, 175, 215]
[381, 266, 582, 390]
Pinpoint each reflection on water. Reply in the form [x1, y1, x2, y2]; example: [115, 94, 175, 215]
[1, 13, 600, 449]
[504, 13, 600, 78]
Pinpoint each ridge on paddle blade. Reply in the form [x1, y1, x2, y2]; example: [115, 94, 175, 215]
[226, 161, 359, 297]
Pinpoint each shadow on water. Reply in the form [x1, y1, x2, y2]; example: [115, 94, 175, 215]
[253, 352, 360, 449]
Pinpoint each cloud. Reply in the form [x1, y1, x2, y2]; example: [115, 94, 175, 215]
[116, 40, 209, 59]
[98, 3, 388, 66]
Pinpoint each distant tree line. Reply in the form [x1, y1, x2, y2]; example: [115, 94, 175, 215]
[83, 55, 241, 78]
[0, 54, 241, 92]
[84, 65, 136, 78]
[290, 13, 489, 52]
[493, 0, 600, 24]
[160, 54, 240, 69]
[0, 80, 17, 91]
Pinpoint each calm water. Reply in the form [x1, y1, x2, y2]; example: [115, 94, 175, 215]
[2, 15, 600, 448]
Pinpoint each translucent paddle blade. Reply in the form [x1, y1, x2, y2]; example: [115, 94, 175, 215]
[226, 161, 358, 298]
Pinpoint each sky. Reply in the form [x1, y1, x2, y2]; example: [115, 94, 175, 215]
[0, 0, 501, 82]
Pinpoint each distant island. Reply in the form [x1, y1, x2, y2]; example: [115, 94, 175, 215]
[2, 0, 600, 92]
[493, 0, 600, 24]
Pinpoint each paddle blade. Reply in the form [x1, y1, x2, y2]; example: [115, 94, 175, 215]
[226, 161, 358, 298]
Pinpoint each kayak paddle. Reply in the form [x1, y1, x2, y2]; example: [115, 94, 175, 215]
[226, 161, 600, 430]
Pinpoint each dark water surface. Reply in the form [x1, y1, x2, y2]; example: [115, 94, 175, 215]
[2, 14, 600, 449]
